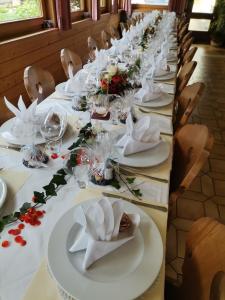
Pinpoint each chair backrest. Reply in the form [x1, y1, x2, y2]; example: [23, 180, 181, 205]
[170, 124, 214, 196]
[180, 217, 225, 300]
[101, 30, 111, 49]
[178, 23, 189, 43]
[176, 61, 197, 95]
[175, 82, 205, 129]
[182, 31, 192, 45]
[87, 36, 98, 62]
[24, 66, 55, 103]
[120, 22, 128, 33]
[60, 48, 82, 79]
[182, 46, 197, 65]
[181, 37, 194, 58]
[109, 25, 120, 40]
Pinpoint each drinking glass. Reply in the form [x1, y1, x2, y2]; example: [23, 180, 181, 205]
[73, 148, 90, 189]
[40, 107, 67, 154]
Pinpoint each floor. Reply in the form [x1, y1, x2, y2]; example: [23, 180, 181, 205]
[166, 44, 225, 284]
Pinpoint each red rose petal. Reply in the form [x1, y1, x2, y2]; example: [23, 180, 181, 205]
[18, 224, 25, 230]
[51, 153, 58, 159]
[2, 240, 10, 248]
[15, 236, 23, 243]
[20, 240, 27, 246]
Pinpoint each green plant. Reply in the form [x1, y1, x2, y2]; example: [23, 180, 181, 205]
[210, 0, 225, 45]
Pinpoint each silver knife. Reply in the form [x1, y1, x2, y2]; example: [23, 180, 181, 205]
[0, 144, 21, 151]
[102, 192, 168, 212]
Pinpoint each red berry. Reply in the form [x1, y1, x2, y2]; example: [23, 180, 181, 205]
[18, 224, 25, 230]
[20, 240, 27, 246]
[8, 229, 15, 235]
[42, 210, 46, 214]
[51, 153, 58, 159]
[13, 229, 21, 235]
[36, 211, 43, 217]
[2, 240, 10, 248]
[15, 236, 23, 243]
[32, 196, 37, 202]
[61, 155, 65, 159]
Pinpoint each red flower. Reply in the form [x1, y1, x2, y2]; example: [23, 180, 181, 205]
[100, 79, 108, 92]
[111, 75, 123, 85]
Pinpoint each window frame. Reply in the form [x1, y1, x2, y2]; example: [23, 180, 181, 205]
[70, 0, 88, 22]
[0, 0, 54, 42]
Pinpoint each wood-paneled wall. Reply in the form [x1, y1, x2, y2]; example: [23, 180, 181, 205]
[0, 13, 119, 123]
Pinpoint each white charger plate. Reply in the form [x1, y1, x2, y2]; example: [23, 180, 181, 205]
[0, 177, 7, 210]
[154, 72, 176, 81]
[55, 82, 76, 98]
[0, 118, 45, 145]
[48, 198, 163, 300]
[114, 140, 170, 167]
[135, 93, 173, 108]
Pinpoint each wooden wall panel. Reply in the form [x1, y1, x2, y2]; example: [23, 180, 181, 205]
[0, 13, 119, 124]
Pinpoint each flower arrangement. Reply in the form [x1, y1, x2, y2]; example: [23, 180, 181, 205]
[99, 65, 129, 95]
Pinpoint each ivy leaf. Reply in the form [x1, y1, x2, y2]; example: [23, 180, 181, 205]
[50, 175, 67, 187]
[132, 189, 142, 198]
[43, 183, 57, 197]
[0, 221, 4, 232]
[13, 211, 21, 219]
[20, 202, 31, 214]
[110, 178, 121, 190]
[126, 177, 135, 184]
[69, 152, 78, 167]
[57, 168, 67, 176]
[68, 138, 82, 150]
[34, 191, 46, 204]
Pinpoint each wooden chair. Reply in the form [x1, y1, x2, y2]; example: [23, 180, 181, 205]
[60, 48, 82, 79]
[101, 30, 111, 50]
[178, 23, 189, 44]
[180, 37, 194, 58]
[176, 61, 197, 95]
[174, 82, 205, 130]
[169, 124, 214, 212]
[179, 46, 197, 70]
[24, 66, 55, 103]
[166, 218, 225, 300]
[109, 25, 120, 40]
[182, 31, 192, 45]
[180, 218, 225, 300]
[120, 22, 128, 33]
[87, 36, 98, 62]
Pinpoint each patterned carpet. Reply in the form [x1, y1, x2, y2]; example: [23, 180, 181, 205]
[166, 44, 225, 284]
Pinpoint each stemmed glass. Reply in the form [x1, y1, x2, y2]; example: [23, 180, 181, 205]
[40, 106, 67, 154]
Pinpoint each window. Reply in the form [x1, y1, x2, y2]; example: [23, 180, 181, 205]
[70, 0, 84, 12]
[131, 0, 168, 5]
[192, 0, 216, 14]
[0, 0, 42, 23]
[189, 18, 211, 31]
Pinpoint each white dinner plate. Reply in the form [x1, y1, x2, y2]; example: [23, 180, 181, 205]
[55, 82, 75, 98]
[0, 118, 45, 145]
[0, 177, 7, 210]
[154, 72, 176, 81]
[48, 198, 163, 300]
[114, 140, 170, 168]
[135, 92, 173, 108]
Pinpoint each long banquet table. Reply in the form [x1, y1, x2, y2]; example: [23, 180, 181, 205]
[0, 12, 177, 300]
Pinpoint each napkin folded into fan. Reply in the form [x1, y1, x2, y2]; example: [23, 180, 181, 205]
[154, 54, 170, 77]
[69, 198, 140, 270]
[116, 113, 161, 156]
[135, 78, 162, 102]
[64, 70, 88, 95]
[4, 96, 37, 137]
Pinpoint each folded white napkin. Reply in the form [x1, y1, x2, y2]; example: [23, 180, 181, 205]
[4, 96, 37, 122]
[64, 70, 88, 94]
[69, 198, 140, 270]
[135, 78, 162, 102]
[116, 113, 161, 156]
[154, 54, 170, 77]
[4, 96, 37, 138]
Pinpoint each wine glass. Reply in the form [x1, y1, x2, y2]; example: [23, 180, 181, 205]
[73, 147, 90, 189]
[40, 106, 67, 154]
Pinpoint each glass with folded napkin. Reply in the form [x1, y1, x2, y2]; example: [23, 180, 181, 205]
[69, 197, 140, 270]
[4, 96, 37, 140]
[134, 78, 162, 103]
[116, 113, 161, 156]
